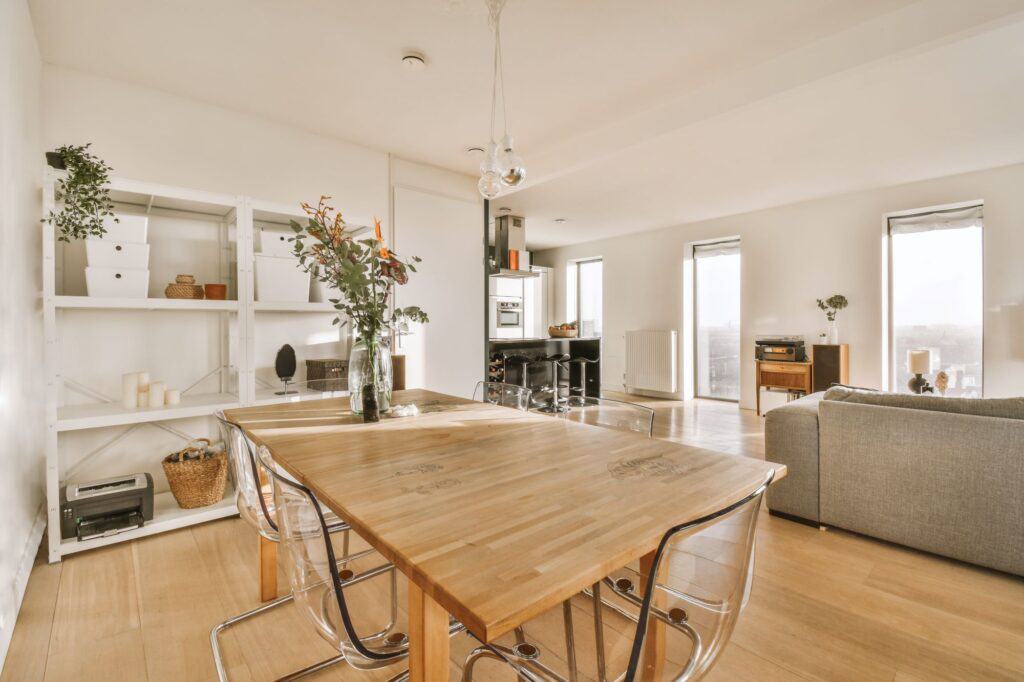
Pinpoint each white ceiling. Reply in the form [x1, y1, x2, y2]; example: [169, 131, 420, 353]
[30, 0, 1024, 249]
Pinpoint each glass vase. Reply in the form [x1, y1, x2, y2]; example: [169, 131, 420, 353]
[349, 333, 392, 420]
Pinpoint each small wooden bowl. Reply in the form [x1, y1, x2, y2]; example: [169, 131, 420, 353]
[204, 283, 227, 300]
[548, 326, 578, 338]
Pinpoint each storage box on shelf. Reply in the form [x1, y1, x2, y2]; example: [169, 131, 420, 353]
[43, 174, 358, 562]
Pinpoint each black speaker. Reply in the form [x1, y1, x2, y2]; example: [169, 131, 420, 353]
[812, 344, 849, 392]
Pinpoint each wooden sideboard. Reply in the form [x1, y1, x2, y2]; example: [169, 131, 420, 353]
[755, 360, 812, 416]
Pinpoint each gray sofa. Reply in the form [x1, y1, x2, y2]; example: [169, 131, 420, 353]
[765, 386, 1024, 576]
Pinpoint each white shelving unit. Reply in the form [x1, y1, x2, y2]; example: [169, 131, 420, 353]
[43, 173, 350, 562]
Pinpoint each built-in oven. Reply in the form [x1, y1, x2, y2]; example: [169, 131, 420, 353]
[489, 296, 523, 339]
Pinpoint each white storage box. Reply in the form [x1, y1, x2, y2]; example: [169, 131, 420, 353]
[255, 254, 310, 302]
[85, 266, 150, 298]
[85, 239, 150, 269]
[258, 227, 295, 257]
[101, 213, 148, 244]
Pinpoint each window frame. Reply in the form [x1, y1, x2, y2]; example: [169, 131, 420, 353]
[884, 200, 984, 394]
[692, 239, 741, 402]
[568, 257, 603, 337]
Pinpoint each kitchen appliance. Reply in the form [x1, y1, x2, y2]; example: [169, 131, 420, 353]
[755, 336, 807, 362]
[489, 296, 523, 339]
[492, 214, 536, 277]
[60, 473, 155, 541]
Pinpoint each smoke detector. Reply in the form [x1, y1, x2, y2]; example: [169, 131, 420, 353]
[402, 53, 427, 71]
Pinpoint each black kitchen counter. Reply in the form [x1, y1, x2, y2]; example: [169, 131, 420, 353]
[487, 338, 601, 396]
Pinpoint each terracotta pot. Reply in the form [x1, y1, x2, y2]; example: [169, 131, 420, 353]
[204, 283, 227, 300]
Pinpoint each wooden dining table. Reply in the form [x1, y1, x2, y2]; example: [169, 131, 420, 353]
[224, 388, 785, 681]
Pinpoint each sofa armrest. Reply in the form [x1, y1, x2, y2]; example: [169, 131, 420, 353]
[765, 393, 823, 523]
[819, 400, 1024, 576]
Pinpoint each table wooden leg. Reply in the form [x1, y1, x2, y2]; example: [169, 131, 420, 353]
[408, 581, 449, 682]
[638, 550, 665, 681]
[259, 535, 277, 602]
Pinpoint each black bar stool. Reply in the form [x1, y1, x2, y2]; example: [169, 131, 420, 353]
[536, 353, 570, 413]
[568, 356, 599, 400]
[503, 354, 532, 390]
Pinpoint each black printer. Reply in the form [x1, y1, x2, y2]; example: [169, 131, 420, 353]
[60, 473, 155, 541]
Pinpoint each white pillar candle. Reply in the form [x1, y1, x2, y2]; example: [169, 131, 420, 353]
[137, 391, 150, 408]
[907, 349, 931, 375]
[137, 372, 151, 393]
[165, 389, 181, 406]
[122, 372, 139, 409]
[149, 381, 166, 408]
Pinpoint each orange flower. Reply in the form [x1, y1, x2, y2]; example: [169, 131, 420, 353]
[374, 218, 390, 258]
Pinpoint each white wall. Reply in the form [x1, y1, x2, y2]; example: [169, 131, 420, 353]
[0, 0, 44, 666]
[534, 163, 1024, 410]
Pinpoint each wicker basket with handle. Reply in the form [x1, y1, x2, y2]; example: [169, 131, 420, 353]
[162, 438, 228, 509]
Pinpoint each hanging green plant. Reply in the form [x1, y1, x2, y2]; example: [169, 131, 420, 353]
[42, 143, 118, 242]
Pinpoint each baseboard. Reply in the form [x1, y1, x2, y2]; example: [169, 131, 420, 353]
[0, 506, 46, 672]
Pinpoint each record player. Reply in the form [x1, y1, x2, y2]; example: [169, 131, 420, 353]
[755, 336, 807, 362]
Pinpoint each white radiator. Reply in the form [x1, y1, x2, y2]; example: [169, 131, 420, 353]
[625, 330, 678, 393]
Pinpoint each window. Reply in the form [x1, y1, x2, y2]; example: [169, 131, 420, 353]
[566, 258, 602, 337]
[888, 204, 983, 396]
[693, 240, 741, 400]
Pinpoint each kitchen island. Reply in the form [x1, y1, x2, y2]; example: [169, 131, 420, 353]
[488, 337, 601, 397]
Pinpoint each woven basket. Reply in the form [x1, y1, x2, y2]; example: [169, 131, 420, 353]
[306, 358, 348, 391]
[162, 438, 228, 509]
[165, 283, 205, 299]
[548, 326, 578, 338]
[175, 274, 196, 284]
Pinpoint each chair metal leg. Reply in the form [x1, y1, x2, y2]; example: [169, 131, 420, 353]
[591, 582, 607, 682]
[562, 601, 578, 682]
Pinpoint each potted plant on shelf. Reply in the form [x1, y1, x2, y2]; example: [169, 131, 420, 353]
[816, 294, 849, 344]
[290, 196, 428, 422]
[42, 143, 118, 242]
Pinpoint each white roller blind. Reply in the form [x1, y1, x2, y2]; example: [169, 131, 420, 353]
[693, 239, 740, 259]
[888, 204, 982, 235]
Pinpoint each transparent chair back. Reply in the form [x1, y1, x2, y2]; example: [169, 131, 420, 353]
[473, 381, 532, 411]
[560, 396, 655, 436]
[258, 378, 350, 404]
[256, 444, 406, 670]
[215, 411, 276, 539]
[601, 474, 772, 681]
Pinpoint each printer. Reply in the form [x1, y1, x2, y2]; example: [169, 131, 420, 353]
[60, 473, 155, 541]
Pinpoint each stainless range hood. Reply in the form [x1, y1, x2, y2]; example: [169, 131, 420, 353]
[491, 214, 538, 278]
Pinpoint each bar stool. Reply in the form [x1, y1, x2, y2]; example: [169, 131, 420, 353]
[503, 354, 532, 390]
[536, 353, 570, 413]
[568, 356, 599, 400]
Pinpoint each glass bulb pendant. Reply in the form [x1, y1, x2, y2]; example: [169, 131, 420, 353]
[478, 171, 501, 199]
[497, 134, 526, 187]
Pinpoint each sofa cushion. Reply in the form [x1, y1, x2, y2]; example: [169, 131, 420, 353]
[823, 386, 1024, 420]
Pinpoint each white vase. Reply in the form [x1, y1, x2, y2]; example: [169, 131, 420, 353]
[827, 321, 839, 345]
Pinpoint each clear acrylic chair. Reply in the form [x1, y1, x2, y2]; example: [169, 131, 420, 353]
[559, 395, 655, 437]
[210, 413, 372, 681]
[255, 444, 464, 678]
[461, 472, 774, 682]
[473, 381, 533, 411]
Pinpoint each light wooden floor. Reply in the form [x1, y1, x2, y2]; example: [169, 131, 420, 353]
[4, 398, 1023, 681]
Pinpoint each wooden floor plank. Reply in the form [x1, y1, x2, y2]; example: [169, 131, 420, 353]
[4, 397, 1022, 682]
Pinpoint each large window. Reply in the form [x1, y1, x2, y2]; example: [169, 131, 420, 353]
[888, 204, 983, 396]
[566, 258, 602, 337]
[694, 240, 741, 400]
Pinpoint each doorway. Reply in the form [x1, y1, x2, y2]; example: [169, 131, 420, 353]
[693, 240, 741, 401]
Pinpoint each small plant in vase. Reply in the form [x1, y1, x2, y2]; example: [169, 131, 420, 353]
[816, 294, 848, 344]
[42, 143, 118, 242]
[290, 196, 428, 422]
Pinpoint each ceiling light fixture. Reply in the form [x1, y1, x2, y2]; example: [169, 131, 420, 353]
[466, 146, 485, 154]
[402, 53, 427, 71]
[478, 0, 526, 199]
[497, 207, 512, 213]
[553, 218, 567, 224]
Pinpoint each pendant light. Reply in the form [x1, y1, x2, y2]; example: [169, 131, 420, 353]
[479, 0, 526, 198]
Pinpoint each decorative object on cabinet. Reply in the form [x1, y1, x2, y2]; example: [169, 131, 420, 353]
[274, 344, 297, 395]
[935, 370, 950, 396]
[811, 344, 850, 393]
[42, 143, 119, 242]
[305, 358, 348, 391]
[816, 294, 848, 344]
[755, 336, 807, 362]
[204, 283, 227, 300]
[165, 274, 205, 299]
[289, 196, 428, 422]
[162, 438, 228, 509]
[907, 349, 934, 394]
